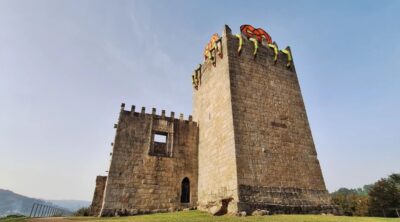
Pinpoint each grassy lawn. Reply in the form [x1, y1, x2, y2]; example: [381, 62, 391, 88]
[67, 210, 399, 222]
[2, 211, 398, 222]
[0, 215, 28, 222]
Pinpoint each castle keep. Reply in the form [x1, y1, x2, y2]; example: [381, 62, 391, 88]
[90, 25, 335, 216]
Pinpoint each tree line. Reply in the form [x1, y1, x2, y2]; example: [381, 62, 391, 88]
[331, 173, 400, 217]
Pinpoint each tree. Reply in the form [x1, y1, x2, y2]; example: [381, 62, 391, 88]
[74, 207, 90, 216]
[368, 173, 400, 217]
[331, 187, 369, 216]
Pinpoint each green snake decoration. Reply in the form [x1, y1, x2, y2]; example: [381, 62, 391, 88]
[234, 25, 293, 68]
[281, 47, 292, 68]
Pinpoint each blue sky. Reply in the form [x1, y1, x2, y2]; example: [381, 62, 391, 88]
[0, 0, 399, 201]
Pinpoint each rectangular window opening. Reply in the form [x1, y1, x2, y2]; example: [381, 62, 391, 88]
[154, 133, 167, 143]
[150, 131, 169, 157]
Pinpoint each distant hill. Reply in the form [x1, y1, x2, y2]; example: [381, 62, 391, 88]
[0, 188, 48, 217]
[0, 189, 86, 217]
[47, 200, 90, 212]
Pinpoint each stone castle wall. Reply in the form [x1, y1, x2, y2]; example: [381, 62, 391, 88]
[227, 26, 332, 213]
[99, 105, 198, 216]
[193, 28, 239, 213]
[193, 25, 333, 214]
[89, 176, 107, 216]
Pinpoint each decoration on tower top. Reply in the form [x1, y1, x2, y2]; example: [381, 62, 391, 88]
[192, 64, 202, 90]
[240, 24, 272, 44]
[237, 24, 274, 58]
[203, 33, 223, 66]
[234, 24, 293, 68]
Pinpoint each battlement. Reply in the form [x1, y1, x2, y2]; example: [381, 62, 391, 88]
[118, 103, 195, 123]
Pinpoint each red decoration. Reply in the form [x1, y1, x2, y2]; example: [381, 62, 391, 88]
[240, 24, 272, 44]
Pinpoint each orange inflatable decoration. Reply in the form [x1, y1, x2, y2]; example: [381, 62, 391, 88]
[203, 33, 222, 61]
[240, 24, 272, 44]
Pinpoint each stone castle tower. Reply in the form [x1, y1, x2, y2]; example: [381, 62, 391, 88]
[89, 25, 335, 216]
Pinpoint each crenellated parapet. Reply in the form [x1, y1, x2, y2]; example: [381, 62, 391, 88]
[118, 103, 195, 123]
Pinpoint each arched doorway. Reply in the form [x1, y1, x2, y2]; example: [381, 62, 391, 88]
[180, 177, 190, 203]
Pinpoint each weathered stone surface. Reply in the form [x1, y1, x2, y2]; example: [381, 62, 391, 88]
[89, 176, 107, 216]
[193, 26, 239, 214]
[208, 206, 220, 215]
[237, 211, 247, 217]
[193, 25, 333, 214]
[251, 209, 269, 216]
[206, 198, 233, 216]
[98, 110, 198, 216]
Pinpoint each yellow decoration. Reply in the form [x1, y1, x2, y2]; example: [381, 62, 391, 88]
[268, 43, 279, 63]
[235, 34, 243, 55]
[281, 47, 292, 68]
[249, 38, 258, 56]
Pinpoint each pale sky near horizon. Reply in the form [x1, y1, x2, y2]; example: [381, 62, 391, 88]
[0, 0, 399, 201]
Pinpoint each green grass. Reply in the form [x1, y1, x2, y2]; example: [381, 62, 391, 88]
[67, 210, 399, 222]
[1, 211, 397, 222]
[0, 215, 27, 222]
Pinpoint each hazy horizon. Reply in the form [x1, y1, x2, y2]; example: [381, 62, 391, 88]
[1, 0, 399, 201]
